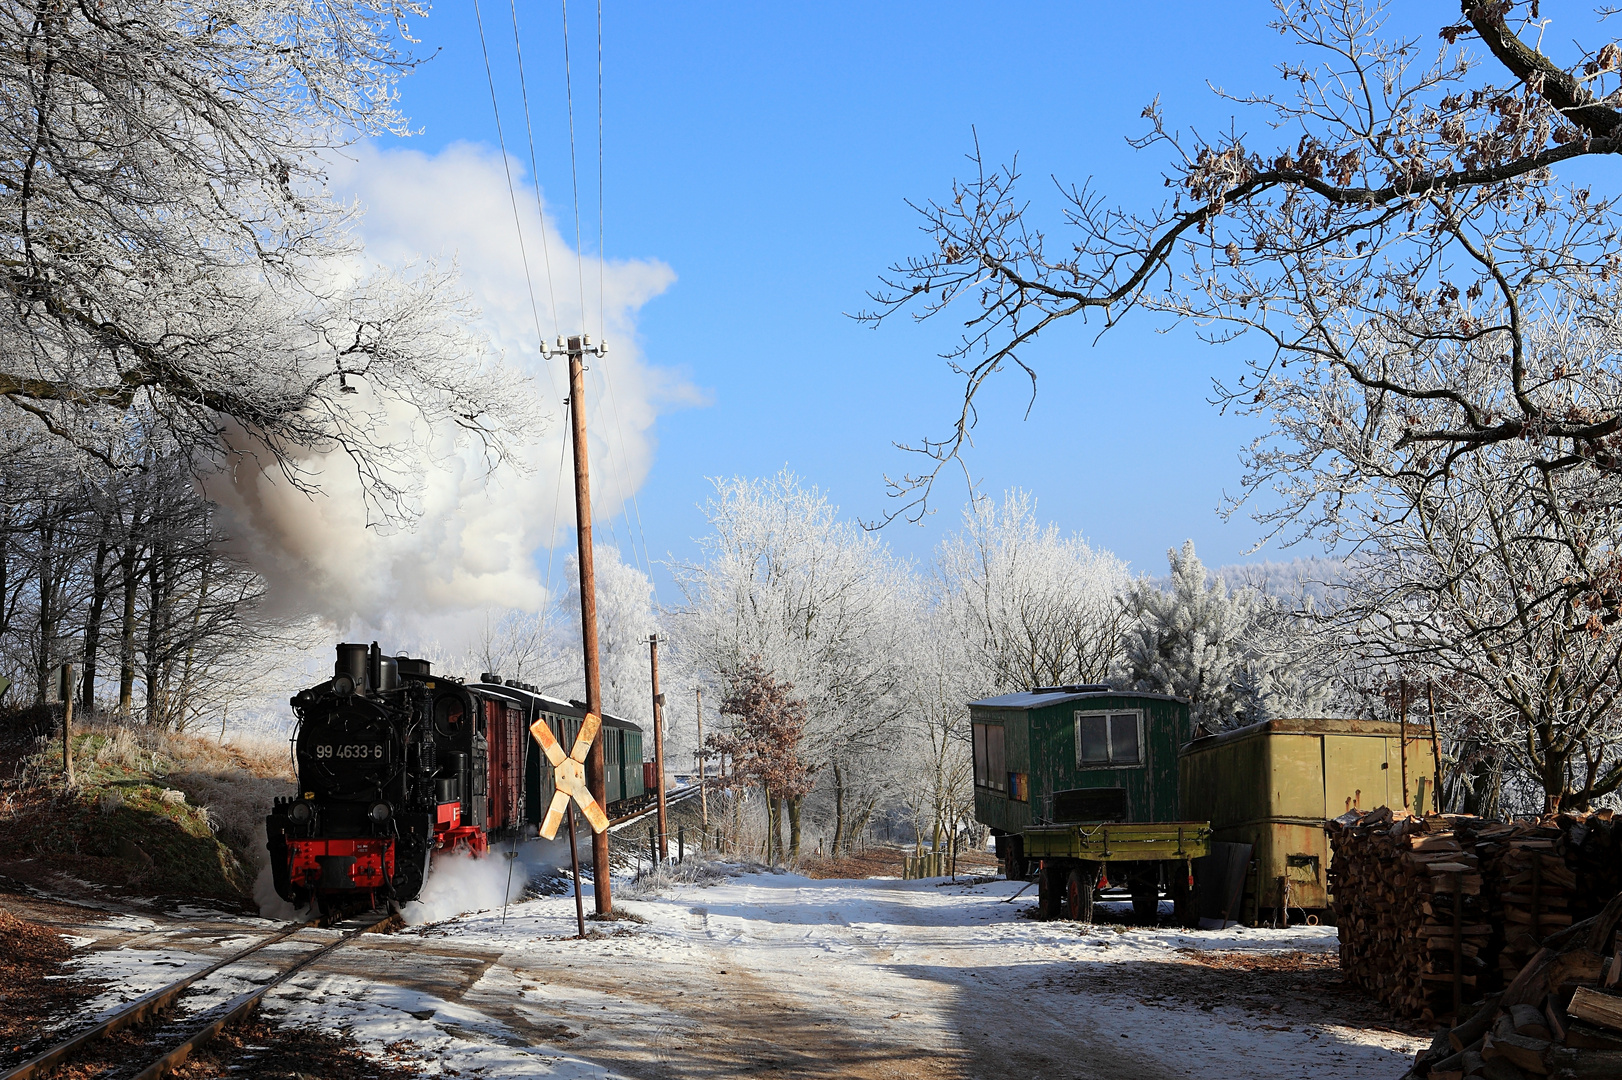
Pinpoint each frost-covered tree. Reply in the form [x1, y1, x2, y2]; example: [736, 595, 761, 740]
[1313, 318, 1622, 812]
[442, 545, 658, 731]
[1119, 541, 1328, 730]
[463, 608, 573, 696]
[566, 546, 658, 729]
[668, 472, 912, 857]
[1, 0, 534, 513]
[708, 657, 812, 865]
[863, 2, 1622, 526]
[894, 606, 977, 865]
[936, 491, 1130, 696]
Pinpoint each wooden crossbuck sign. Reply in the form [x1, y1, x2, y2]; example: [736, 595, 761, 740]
[530, 713, 610, 837]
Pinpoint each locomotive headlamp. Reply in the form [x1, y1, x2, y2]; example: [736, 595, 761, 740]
[288, 801, 313, 824]
[333, 675, 355, 695]
[368, 801, 392, 824]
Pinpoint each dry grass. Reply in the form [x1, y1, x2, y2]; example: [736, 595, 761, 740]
[0, 714, 295, 901]
[73, 717, 297, 883]
[620, 857, 750, 898]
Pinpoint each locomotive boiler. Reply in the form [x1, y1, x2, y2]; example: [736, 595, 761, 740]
[266, 642, 646, 909]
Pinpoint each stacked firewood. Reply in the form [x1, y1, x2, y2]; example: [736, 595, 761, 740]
[1327, 809, 1492, 1025]
[1476, 822, 1577, 987]
[1560, 809, 1622, 926]
[1406, 893, 1622, 1080]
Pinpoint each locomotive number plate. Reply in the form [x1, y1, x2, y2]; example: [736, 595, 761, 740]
[313, 743, 388, 761]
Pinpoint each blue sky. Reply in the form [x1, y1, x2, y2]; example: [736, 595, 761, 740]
[376, 0, 1342, 592]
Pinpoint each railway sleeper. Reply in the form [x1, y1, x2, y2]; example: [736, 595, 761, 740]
[1, 912, 395, 1080]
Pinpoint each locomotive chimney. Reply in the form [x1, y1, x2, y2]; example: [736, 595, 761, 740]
[376, 654, 399, 693]
[335, 643, 369, 693]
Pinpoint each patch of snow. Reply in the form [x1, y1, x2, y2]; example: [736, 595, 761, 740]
[53, 860, 1422, 1079]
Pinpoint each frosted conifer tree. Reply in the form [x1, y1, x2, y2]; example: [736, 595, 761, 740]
[1118, 541, 1329, 730]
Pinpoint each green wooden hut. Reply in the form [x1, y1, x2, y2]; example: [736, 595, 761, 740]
[970, 685, 1191, 845]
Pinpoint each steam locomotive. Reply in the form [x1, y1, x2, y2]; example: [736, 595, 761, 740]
[265, 642, 646, 909]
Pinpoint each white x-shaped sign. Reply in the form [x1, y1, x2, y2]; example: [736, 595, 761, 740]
[530, 712, 609, 838]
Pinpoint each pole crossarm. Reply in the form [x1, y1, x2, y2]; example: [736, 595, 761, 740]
[531, 712, 609, 837]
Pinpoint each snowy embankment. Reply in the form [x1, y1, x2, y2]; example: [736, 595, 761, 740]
[69, 861, 1428, 1080]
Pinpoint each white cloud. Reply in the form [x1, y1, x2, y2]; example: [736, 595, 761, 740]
[209, 140, 686, 641]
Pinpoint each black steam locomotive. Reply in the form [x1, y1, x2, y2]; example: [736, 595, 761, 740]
[266, 642, 647, 909]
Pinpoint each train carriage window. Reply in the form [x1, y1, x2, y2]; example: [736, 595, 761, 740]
[972, 722, 1006, 791]
[1076, 711, 1144, 768]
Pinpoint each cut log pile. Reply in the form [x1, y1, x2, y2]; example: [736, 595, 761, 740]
[1327, 808, 1491, 1024]
[1328, 807, 1622, 1028]
[1404, 891, 1622, 1080]
[1476, 822, 1575, 988]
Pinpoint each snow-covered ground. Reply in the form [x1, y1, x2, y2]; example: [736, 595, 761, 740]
[62, 863, 1427, 1080]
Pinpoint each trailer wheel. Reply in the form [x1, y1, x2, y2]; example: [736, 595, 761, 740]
[1064, 864, 1096, 923]
[1129, 867, 1159, 925]
[1037, 862, 1061, 920]
[1001, 835, 1028, 881]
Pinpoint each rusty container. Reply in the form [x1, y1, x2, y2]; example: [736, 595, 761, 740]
[1179, 716, 1437, 920]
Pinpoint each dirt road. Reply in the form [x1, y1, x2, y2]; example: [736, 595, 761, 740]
[5, 871, 1424, 1080]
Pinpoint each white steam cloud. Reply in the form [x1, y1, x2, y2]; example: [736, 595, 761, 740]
[399, 849, 528, 924]
[209, 141, 690, 637]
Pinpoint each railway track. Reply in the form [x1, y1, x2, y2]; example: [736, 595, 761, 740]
[607, 782, 701, 831]
[2, 910, 398, 1080]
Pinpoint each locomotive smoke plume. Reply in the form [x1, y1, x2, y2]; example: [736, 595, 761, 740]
[397, 835, 593, 925]
[206, 142, 694, 636]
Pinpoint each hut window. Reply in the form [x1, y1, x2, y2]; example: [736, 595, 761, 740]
[1075, 711, 1144, 767]
[972, 722, 1006, 791]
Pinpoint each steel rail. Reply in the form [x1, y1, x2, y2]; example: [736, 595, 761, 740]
[0, 919, 314, 1080]
[1, 912, 391, 1080]
[607, 783, 700, 832]
[129, 913, 395, 1080]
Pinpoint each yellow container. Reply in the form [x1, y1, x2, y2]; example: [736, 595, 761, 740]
[1179, 717, 1437, 918]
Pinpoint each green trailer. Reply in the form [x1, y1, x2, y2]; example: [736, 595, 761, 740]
[970, 685, 1211, 922]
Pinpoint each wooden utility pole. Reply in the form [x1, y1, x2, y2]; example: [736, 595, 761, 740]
[649, 634, 669, 861]
[564, 334, 612, 915]
[696, 686, 708, 831]
[1398, 678, 1410, 810]
[61, 662, 74, 785]
[1428, 680, 1444, 814]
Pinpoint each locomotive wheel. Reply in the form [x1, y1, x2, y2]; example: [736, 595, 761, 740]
[1130, 867, 1160, 925]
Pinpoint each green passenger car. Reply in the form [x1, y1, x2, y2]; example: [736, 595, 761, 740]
[523, 701, 646, 827]
[970, 685, 1211, 922]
